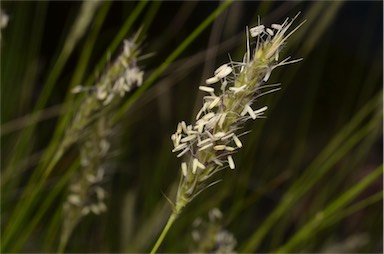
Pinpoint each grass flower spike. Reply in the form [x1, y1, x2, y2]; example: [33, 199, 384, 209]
[151, 14, 304, 253]
[59, 35, 143, 252]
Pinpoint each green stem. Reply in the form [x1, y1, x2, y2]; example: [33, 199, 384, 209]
[150, 211, 178, 254]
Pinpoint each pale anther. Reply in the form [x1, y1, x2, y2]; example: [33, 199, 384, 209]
[221, 133, 234, 140]
[196, 159, 206, 169]
[202, 112, 215, 121]
[214, 132, 226, 138]
[254, 106, 268, 114]
[271, 23, 282, 30]
[215, 65, 232, 79]
[228, 155, 235, 169]
[233, 135, 243, 148]
[214, 64, 229, 75]
[181, 162, 188, 177]
[181, 121, 188, 133]
[206, 76, 219, 85]
[197, 123, 204, 133]
[246, 104, 257, 119]
[250, 25, 265, 37]
[199, 86, 215, 93]
[229, 84, 247, 94]
[198, 143, 213, 151]
[181, 134, 197, 143]
[177, 123, 182, 134]
[192, 158, 198, 174]
[225, 146, 235, 151]
[197, 138, 211, 147]
[172, 143, 187, 152]
[214, 145, 226, 151]
[218, 113, 227, 128]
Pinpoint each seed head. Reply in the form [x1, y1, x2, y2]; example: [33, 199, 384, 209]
[171, 14, 304, 210]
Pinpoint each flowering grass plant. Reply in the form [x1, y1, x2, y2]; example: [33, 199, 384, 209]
[1, 2, 382, 253]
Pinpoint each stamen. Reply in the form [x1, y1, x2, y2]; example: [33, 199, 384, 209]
[181, 162, 188, 177]
[254, 106, 268, 115]
[215, 65, 232, 79]
[250, 25, 265, 37]
[181, 134, 197, 143]
[228, 155, 235, 169]
[172, 143, 187, 152]
[198, 143, 213, 151]
[245, 104, 256, 119]
[214, 145, 226, 151]
[206, 76, 219, 84]
[233, 135, 243, 148]
[214, 132, 226, 139]
[271, 23, 282, 30]
[199, 86, 215, 93]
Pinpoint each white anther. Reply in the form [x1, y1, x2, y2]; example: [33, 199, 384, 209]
[177, 123, 182, 134]
[181, 162, 188, 177]
[250, 25, 265, 37]
[213, 145, 226, 151]
[181, 121, 188, 133]
[228, 155, 235, 169]
[198, 143, 213, 151]
[214, 64, 229, 75]
[206, 76, 219, 84]
[225, 146, 235, 151]
[199, 86, 215, 93]
[214, 132, 226, 139]
[221, 133, 234, 140]
[215, 65, 233, 79]
[246, 104, 257, 119]
[229, 84, 247, 94]
[271, 24, 282, 30]
[197, 123, 205, 133]
[192, 159, 198, 174]
[180, 134, 197, 143]
[218, 113, 227, 129]
[254, 106, 268, 115]
[233, 135, 243, 148]
[197, 138, 211, 147]
[202, 112, 215, 121]
[172, 143, 187, 152]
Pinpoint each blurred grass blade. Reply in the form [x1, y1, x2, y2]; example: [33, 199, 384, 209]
[113, 0, 234, 122]
[5, 0, 101, 174]
[240, 93, 381, 252]
[275, 165, 382, 253]
[1, 2, 102, 251]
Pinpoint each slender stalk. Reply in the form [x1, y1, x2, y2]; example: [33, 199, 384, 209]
[150, 211, 178, 254]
